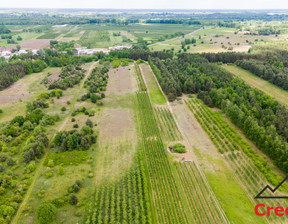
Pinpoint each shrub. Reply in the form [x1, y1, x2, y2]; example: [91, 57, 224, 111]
[0, 205, 15, 219]
[170, 143, 186, 153]
[69, 194, 78, 205]
[61, 107, 66, 112]
[85, 119, 93, 128]
[6, 157, 14, 166]
[0, 165, 5, 172]
[71, 118, 75, 122]
[26, 162, 36, 173]
[47, 159, 54, 168]
[58, 164, 65, 175]
[46, 171, 52, 178]
[51, 198, 65, 208]
[0, 109, 3, 113]
[0, 153, 7, 162]
[36, 202, 57, 224]
[75, 180, 82, 188]
[73, 184, 80, 193]
[0, 187, 4, 195]
[73, 124, 79, 128]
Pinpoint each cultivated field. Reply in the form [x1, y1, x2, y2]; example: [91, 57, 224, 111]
[19, 39, 51, 49]
[150, 27, 279, 53]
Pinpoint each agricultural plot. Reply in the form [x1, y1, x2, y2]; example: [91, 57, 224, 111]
[136, 91, 228, 224]
[79, 23, 199, 44]
[78, 30, 123, 48]
[171, 98, 266, 223]
[150, 26, 278, 53]
[185, 96, 288, 224]
[142, 59, 269, 223]
[83, 63, 152, 224]
[134, 63, 229, 224]
[154, 107, 182, 143]
[222, 65, 288, 108]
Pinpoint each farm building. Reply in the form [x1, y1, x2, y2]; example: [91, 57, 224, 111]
[75, 48, 109, 55]
[108, 45, 131, 50]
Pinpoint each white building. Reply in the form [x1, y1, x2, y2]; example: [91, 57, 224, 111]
[76, 48, 109, 56]
[17, 50, 28, 55]
[1, 51, 12, 59]
[108, 46, 131, 51]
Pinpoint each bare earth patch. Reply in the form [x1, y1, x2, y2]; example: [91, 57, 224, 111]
[47, 71, 61, 83]
[105, 65, 137, 97]
[20, 39, 51, 49]
[98, 108, 136, 145]
[170, 98, 219, 172]
[0, 78, 32, 105]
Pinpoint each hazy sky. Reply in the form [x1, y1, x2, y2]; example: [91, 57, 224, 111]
[0, 0, 287, 9]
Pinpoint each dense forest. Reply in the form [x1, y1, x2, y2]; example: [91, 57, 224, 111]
[150, 54, 288, 173]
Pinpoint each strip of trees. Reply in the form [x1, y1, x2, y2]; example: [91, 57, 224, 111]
[0, 60, 47, 90]
[236, 59, 288, 90]
[48, 65, 86, 90]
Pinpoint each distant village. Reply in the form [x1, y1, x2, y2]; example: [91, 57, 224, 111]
[0, 45, 131, 59]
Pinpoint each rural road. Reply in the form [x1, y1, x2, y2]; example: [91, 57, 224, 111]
[148, 27, 203, 47]
[11, 61, 97, 224]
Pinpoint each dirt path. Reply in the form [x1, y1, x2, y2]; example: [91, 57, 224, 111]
[148, 27, 203, 47]
[11, 62, 97, 224]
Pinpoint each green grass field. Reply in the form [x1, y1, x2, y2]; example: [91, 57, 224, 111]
[139, 63, 166, 105]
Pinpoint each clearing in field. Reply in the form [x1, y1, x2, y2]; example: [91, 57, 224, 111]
[222, 64, 288, 108]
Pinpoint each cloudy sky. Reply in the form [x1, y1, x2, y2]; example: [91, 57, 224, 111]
[0, 0, 286, 9]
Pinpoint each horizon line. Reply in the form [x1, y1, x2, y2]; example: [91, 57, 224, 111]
[0, 8, 287, 11]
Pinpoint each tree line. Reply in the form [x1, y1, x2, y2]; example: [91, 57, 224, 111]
[0, 60, 47, 90]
